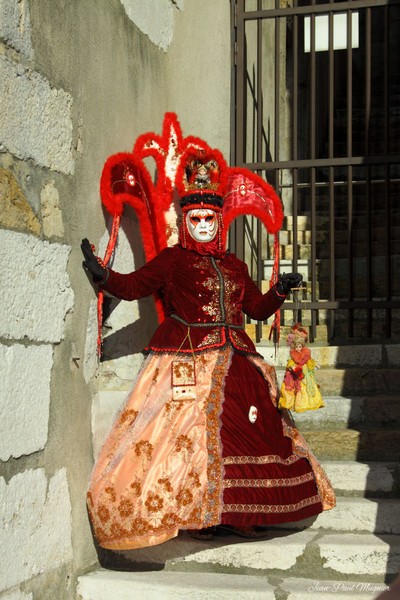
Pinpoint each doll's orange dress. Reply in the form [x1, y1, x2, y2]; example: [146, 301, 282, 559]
[279, 347, 324, 412]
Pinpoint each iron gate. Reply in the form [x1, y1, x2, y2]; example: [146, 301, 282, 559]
[231, 0, 400, 342]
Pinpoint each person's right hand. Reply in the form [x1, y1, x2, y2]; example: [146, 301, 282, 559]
[81, 238, 107, 282]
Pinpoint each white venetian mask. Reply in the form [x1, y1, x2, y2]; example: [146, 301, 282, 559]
[186, 208, 218, 243]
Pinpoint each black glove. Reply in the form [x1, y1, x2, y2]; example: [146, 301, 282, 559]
[81, 238, 107, 283]
[274, 272, 303, 296]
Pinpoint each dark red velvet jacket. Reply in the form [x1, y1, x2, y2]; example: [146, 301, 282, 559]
[102, 246, 285, 355]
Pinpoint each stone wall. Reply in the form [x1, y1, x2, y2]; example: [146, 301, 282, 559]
[0, 1, 230, 598]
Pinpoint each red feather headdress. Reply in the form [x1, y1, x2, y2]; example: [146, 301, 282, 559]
[96, 113, 284, 355]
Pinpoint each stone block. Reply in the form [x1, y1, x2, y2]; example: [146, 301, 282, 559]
[78, 569, 276, 600]
[0, 468, 73, 591]
[120, 0, 175, 51]
[284, 216, 311, 231]
[0, 168, 40, 235]
[281, 578, 388, 599]
[274, 497, 400, 535]
[320, 461, 397, 496]
[0, 229, 74, 343]
[318, 533, 400, 576]
[386, 344, 400, 367]
[41, 181, 65, 238]
[0, 56, 74, 174]
[282, 244, 312, 260]
[309, 367, 400, 396]
[292, 396, 362, 429]
[301, 428, 400, 461]
[2, 591, 33, 600]
[257, 343, 384, 368]
[94, 218, 154, 387]
[0, 0, 33, 58]
[92, 391, 127, 459]
[83, 299, 99, 385]
[116, 530, 316, 572]
[0, 343, 52, 461]
[293, 396, 400, 430]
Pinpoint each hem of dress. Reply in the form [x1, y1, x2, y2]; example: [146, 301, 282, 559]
[97, 528, 179, 551]
[220, 499, 323, 526]
[278, 403, 325, 413]
[279, 412, 336, 511]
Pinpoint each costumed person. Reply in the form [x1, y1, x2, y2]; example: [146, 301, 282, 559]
[278, 324, 324, 413]
[81, 113, 335, 550]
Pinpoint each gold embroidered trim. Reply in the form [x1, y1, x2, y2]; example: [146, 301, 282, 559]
[224, 472, 315, 489]
[203, 348, 231, 526]
[223, 495, 321, 514]
[230, 329, 251, 350]
[223, 454, 301, 466]
[280, 412, 336, 510]
[197, 329, 222, 348]
[217, 262, 241, 323]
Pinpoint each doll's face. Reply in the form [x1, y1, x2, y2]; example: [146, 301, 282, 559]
[186, 208, 218, 242]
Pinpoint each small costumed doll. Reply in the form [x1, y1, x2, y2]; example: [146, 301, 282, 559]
[279, 324, 324, 413]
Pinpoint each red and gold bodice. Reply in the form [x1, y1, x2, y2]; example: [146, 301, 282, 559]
[102, 246, 284, 355]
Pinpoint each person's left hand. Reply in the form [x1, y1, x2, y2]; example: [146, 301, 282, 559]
[275, 272, 303, 295]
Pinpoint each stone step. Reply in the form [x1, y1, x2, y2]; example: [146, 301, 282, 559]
[300, 367, 400, 396]
[280, 578, 392, 599]
[77, 569, 393, 600]
[333, 319, 400, 341]
[272, 496, 400, 535]
[268, 366, 400, 396]
[321, 460, 399, 497]
[77, 569, 277, 599]
[78, 530, 400, 585]
[302, 428, 400, 461]
[256, 342, 400, 368]
[292, 396, 400, 429]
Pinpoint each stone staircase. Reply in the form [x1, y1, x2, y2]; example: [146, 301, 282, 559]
[77, 342, 400, 600]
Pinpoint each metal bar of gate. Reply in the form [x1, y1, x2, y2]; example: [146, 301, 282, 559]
[365, 7, 372, 337]
[310, 13, 317, 341]
[293, 11, 299, 276]
[234, 0, 245, 262]
[242, 0, 399, 20]
[383, 5, 392, 337]
[328, 10, 335, 339]
[245, 155, 400, 170]
[256, 1, 263, 342]
[347, 8, 354, 338]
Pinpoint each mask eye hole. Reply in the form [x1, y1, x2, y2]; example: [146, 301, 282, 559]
[205, 216, 214, 222]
